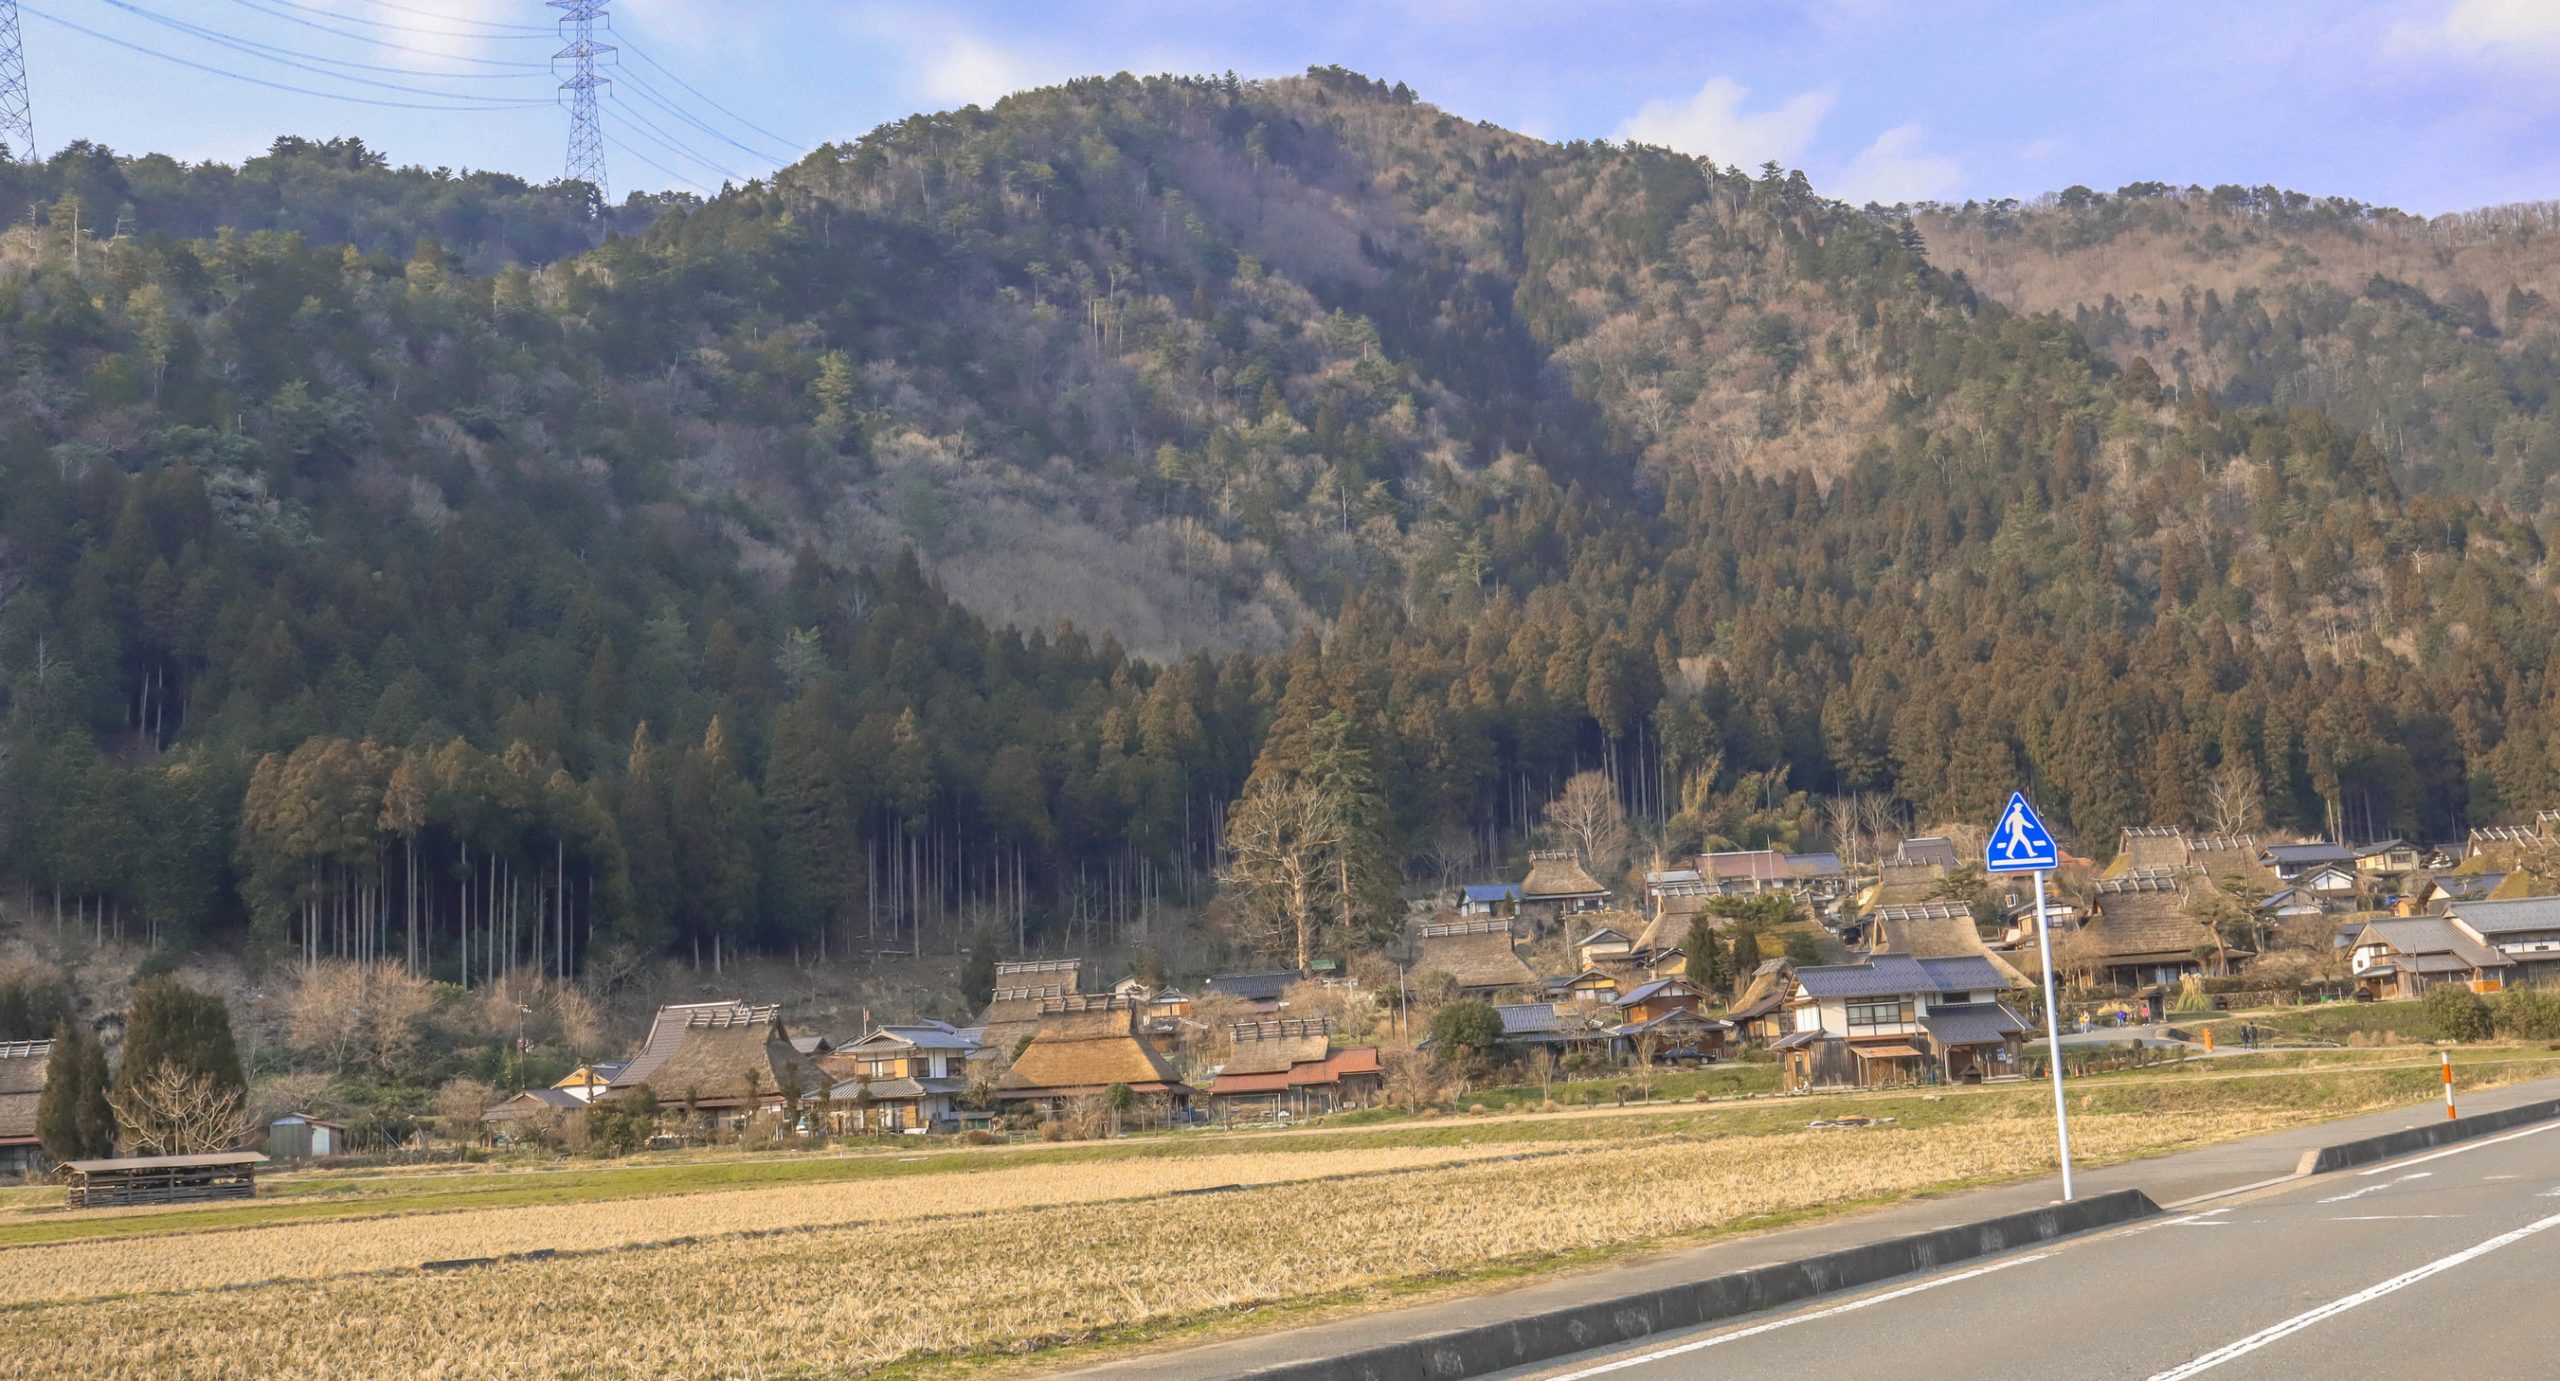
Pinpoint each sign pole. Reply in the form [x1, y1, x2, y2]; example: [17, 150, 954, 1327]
[2032, 865, 2075, 1200]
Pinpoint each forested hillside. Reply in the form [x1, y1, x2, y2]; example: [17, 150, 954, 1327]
[1916, 187, 2560, 507]
[6, 66, 2560, 981]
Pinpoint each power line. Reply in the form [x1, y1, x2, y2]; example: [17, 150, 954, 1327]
[24, 5, 545, 111]
[611, 98, 745, 185]
[616, 67, 783, 165]
[98, 0, 549, 98]
[220, 0, 551, 65]
[0, 1, 32, 164]
[550, 0, 610, 203]
[603, 132, 709, 196]
[261, 0, 552, 36]
[619, 38, 801, 154]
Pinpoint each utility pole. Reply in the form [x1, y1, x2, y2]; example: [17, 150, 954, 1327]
[0, 0, 31, 166]
[548, 0, 612, 207]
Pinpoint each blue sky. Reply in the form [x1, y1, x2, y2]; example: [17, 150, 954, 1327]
[26, 0, 2560, 213]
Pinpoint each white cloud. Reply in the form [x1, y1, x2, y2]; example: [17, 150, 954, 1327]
[1613, 76, 1834, 168]
[2385, 0, 2560, 63]
[1828, 124, 1961, 206]
[918, 33, 1053, 107]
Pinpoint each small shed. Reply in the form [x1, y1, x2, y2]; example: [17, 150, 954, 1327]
[62, 1152, 267, 1208]
[266, 1113, 347, 1159]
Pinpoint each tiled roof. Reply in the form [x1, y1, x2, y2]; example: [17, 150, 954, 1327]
[1921, 1002, 2030, 1047]
[2448, 896, 2560, 936]
[1701, 850, 1791, 883]
[2264, 842, 2357, 866]
[1203, 971, 1298, 1002]
[1786, 852, 1846, 877]
[2352, 918, 2508, 969]
[1462, 883, 1523, 904]
[1794, 953, 2004, 999]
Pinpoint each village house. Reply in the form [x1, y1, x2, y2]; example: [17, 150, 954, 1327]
[0, 1039, 52, 1176]
[1576, 925, 1635, 969]
[2260, 842, 2359, 884]
[1519, 851, 1611, 923]
[604, 1000, 823, 1129]
[1700, 849, 1793, 894]
[1609, 978, 1731, 1061]
[2419, 873, 2507, 912]
[1860, 901, 2028, 988]
[1205, 1018, 1383, 1119]
[1540, 968, 1622, 1004]
[2079, 871, 2249, 988]
[2465, 824, 2542, 869]
[1201, 970, 1297, 1015]
[992, 997, 1192, 1120]
[2444, 896, 2560, 985]
[976, 957, 1087, 1055]
[823, 1020, 982, 1133]
[1787, 851, 1849, 899]
[1724, 959, 1798, 1046]
[482, 1086, 586, 1137]
[1457, 883, 1521, 917]
[2118, 826, 2191, 874]
[1488, 1002, 1615, 1065]
[1413, 918, 1537, 998]
[2346, 918, 2511, 1000]
[1770, 954, 2026, 1091]
[551, 1062, 626, 1102]
[2355, 839, 2423, 878]
[2185, 834, 2277, 891]
[1898, 836, 1962, 870]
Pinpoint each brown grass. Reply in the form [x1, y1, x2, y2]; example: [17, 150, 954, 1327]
[0, 1096, 2393, 1379]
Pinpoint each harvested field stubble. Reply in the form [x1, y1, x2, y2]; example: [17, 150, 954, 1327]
[0, 1141, 1537, 1304]
[0, 1102, 2360, 1378]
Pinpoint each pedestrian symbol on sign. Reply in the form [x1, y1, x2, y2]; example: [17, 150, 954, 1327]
[1984, 791, 2058, 873]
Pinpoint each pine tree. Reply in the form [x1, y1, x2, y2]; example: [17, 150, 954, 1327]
[37, 1022, 115, 1159]
[765, 690, 852, 947]
[616, 726, 678, 955]
[674, 717, 760, 959]
[119, 977, 244, 1104]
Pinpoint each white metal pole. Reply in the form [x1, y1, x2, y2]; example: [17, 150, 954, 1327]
[2032, 867, 2075, 1200]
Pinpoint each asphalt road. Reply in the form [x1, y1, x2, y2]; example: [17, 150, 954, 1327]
[1494, 1120, 2560, 1381]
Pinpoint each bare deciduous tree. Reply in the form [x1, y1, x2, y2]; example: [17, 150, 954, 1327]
[110, 1066, 251, 1156]
[1822, 795, 1862, 866]
[1220, 781, 1348, 975]
[1543, 771, 1630, 877]
[2206, 762, 2264, 836]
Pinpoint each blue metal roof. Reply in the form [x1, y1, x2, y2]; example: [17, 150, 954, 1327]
[1462, 884, 1523, 903]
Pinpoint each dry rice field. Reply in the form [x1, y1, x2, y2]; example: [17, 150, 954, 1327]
[0, 1084, 2420, 1380]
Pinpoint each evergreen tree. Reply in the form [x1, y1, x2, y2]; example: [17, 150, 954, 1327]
[119, 977, 243, 1104]
[36, 1022, 115, 1160]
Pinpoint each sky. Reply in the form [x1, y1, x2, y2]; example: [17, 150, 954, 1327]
[22, 0, 2560, 214]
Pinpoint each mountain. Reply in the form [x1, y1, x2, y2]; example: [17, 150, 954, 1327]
[4, 67, 2560, 977]
[1915, 186, 2560, 506]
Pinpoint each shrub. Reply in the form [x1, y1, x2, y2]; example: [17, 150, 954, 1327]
[961, 1128, 999, 1146]
[1037, 1120, 1070, 1142]
[2498, 985, 2560, 1040]
[2421, 984, 2494, 1043]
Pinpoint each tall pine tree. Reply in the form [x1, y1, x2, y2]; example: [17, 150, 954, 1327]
[37, 1022, 115, 1159]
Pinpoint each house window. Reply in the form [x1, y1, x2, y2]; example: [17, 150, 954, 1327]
[1846, 999, 1906, 1030]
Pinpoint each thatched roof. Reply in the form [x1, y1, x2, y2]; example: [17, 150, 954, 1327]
[0, 1039, 51, 1143]
[1522, 851, 1608, 901]
[1865, 859, 1950, 907]
[1222, 1018, 1334, 1076]
[1415, 919, 1537, 992]
[2118, 826, 2189, 874]
[609, 1002, 815, 1107]
[1864, 903, 2025, 986]
[993, 958, 1083, 991]
[995, 1002, 1189, 1098]
[2085, 872, 2225, 963]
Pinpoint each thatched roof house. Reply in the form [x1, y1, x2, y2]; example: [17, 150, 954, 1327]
[1207, 1018, 1381, 1114]
[2117, 826, 2189, 874]
[1414, 919, 1537, 996]
[607, 1001, 819, 1111]
[1521, 851, 1609, 906]
[1863, 902, 2026, 987]
[2080, 871, 2244, 986]
[0, 1039, 51, 1174]
[994, 998, 1190, 1105]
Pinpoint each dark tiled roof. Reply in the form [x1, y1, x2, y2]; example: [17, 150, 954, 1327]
[1795, 953, 2005, 999]
[1203, 971, 1298, 1002]
[2264, 842, 2357, 866]
[1921, 1002, 2030, 1047]
[2450, 897, 2560, 936]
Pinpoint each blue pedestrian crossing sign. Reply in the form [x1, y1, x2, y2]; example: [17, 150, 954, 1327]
[1985, 792, 2059, 872]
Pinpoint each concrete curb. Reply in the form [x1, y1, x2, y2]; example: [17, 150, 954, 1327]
[1232, 1189, 2160, 1381]
[2296, 1096, 2560, 1176]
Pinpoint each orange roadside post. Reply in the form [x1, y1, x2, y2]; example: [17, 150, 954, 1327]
[2202, 1025, 2213, 1054]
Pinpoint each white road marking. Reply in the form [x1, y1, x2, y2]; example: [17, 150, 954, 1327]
[2144, 1210, 2560, 1380]
[2124, 1208, 2229, 1235]
[1539, 1253, 2051, 1380]
[2319, 1171, 2430, 1204]
[2356, 1122, 2560, 1174]
[2328, 1214, 2463, 1221]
